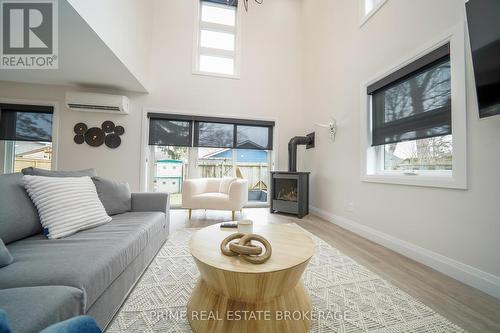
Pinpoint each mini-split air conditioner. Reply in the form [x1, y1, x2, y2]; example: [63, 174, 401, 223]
[65, 92, 130, 114]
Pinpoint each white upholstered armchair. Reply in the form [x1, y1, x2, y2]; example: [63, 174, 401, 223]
[182, 178, 248, 220]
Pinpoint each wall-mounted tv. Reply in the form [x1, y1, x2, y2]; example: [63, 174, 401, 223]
[466, 0, 500, 118]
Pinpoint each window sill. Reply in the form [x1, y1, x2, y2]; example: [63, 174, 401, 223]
[361, 173, 467, 190]
[192, 70, 240, 80]
[359, 0, 388, 27]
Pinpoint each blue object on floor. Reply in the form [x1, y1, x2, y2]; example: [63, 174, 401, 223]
[40, 316, 101, 333]
[0, 310, 11, 333]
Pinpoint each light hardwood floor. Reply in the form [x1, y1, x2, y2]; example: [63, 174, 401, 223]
[171, 208, 500, 333]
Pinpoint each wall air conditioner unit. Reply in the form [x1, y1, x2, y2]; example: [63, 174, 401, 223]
[65, 92, 129, 114]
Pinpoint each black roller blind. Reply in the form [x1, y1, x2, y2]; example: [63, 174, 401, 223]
[369, 44, 451, 146]
[194, 122, 234, 148]
[148, 113, 274, 150]
[203, 0, 238, 7]
[148, 118, 192, 146]
[0, 104, 53, 142]
[236, 125, 272, 150]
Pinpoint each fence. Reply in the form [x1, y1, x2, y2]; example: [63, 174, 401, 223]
[197, 162, 269, 190]
[14, 158, 51, 172]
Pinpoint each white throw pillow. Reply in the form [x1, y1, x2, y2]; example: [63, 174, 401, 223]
[23, 175, 112, 239]
[219, 177, 237, 194]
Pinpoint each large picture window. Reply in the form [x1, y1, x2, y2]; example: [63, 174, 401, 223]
[368, 44, 453, 172]
[361, 26, 467, 189]
[147, 113, 274, 207]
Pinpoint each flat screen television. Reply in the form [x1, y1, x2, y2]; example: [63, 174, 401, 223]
[466, 0, 500, 118]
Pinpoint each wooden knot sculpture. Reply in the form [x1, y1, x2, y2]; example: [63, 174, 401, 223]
[220, 233, 272, 264]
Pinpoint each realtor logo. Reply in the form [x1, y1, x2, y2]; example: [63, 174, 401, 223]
[1, 0, 58, 69]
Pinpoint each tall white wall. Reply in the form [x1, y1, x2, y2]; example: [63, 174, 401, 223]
[301, 0, 500, 290]
[0, 0, 304, 191]
[67, 0, 154, 88]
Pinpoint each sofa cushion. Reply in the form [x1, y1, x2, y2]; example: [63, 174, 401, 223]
[23, 175, 112, 239]
[92, 177, 131, 216]
[0, 212, 166, 310]
[0, 286, 84, 333]
[219, 177, 236, 194]
[21, 167, 97, 177]
[0, 173, 41, 244]
[0, 239, 13, 268]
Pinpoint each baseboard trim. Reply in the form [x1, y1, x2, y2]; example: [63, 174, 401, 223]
[309, 206, 500, 300]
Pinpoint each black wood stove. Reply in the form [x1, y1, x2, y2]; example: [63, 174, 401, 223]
[270, 133, 314, 218]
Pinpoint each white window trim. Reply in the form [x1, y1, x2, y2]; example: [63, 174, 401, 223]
[360, 23, 467, 190]
[359, 0, 388, 27]
[192, 0, 242, 79]
[0, 98, 60, 172]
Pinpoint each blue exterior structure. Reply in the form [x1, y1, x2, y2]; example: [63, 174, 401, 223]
[207, 149, 268, 163]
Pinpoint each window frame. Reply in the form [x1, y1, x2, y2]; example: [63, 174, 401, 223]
[193, 0, 242, 79]
[359, 0, 388, 27]
[140, 108, 278, 192]
[0, 99, 59, 173]
[360, 23, 467, 189]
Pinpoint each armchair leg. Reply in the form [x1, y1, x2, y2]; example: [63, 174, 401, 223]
[189, 209, 192, 219]
[232, 211, 235, 221]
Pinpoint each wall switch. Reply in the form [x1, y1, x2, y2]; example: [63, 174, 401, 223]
[347, 202, 354, 212]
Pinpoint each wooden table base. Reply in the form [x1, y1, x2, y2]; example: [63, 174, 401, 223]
[187, 278, 312, 333]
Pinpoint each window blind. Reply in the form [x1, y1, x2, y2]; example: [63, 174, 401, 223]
[148, 118, 192, 147]
[147, 113, 274, 150]
[0, 104, 54, 142]
[203, 0, 238, 7]
[368, 44, 452, 146]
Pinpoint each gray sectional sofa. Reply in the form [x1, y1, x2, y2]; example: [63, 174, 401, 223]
[0, 172, 170, 332]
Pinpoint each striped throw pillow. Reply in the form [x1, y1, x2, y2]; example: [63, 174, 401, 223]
[23, 175, 112, 239]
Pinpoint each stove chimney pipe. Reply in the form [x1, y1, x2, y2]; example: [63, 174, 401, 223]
[288, 132, 315, 172]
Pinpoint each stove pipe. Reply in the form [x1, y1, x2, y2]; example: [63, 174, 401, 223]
[288, 132, 315, 172]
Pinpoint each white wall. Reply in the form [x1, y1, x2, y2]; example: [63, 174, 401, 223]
[301, 0, 500, 292]
[137, 0, 304, 173]
[0, 0, 304, 191]
[67, 0, 154, 89]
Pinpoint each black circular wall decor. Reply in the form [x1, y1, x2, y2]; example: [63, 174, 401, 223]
[74, 121, 124, 149]
[114, 125, 125, 136]
[74, 134, 85, 144]
[101, 120, 115, 133]
[85, 127, 105, 147]
[105, 133, 121, 148]
[74, 123, 88, 135]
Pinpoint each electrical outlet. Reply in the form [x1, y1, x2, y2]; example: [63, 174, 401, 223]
[347, 202, 354, 212]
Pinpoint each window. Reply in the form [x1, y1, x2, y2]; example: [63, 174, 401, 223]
[147, 113, 274, 207]
[360, 0, 388, 26]
[194, 0, 240, 78]
[361, 26, 467, 189]
[0, 104, 54, 174]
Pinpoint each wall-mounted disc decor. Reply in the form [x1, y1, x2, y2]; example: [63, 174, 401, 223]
[105, 133, 121, 149]
[85, 127, 105, 147]
[102, 121, 115, 133]
[74, 123, 87, 135]
[114, 125, 125, 136]
[74, 121, 124, 149]
[74, 134, 85, 144]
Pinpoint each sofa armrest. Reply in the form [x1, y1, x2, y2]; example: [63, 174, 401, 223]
[131, 192, 169, 213]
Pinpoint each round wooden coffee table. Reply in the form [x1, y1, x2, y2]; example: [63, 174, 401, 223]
[187, 223, 315, 333]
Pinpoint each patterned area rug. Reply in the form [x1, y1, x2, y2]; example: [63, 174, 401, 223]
[106, 226, 464, 332]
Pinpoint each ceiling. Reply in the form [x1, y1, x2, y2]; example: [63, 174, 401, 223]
[0, 0, 147, 93]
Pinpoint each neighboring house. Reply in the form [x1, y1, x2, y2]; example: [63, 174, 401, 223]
[200, 148, 268, 163]
[14, 143, 52, 172]
[154, 159, 183, 193]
